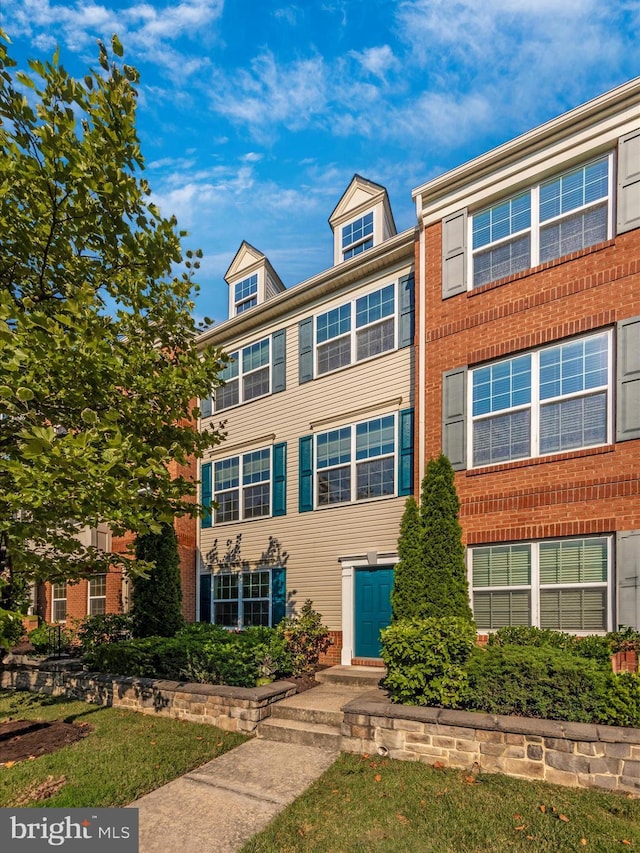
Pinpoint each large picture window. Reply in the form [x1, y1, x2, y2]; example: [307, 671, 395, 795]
[470, 537, 611, 633]
[470, 331, 611, 467]
[214, 448, 271, 523]
[315, 283, 396, 376]
[471, 156, 612, 288]
[316, 414, 396, 506]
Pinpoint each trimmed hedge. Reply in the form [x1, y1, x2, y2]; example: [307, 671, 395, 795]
[86, 624, 292, 688]
[463, 644, 640, 727]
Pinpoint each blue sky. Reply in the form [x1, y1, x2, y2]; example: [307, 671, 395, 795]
[2, 0, 639, 325]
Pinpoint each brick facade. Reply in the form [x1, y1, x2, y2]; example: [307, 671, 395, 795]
[422, 228, 640, 550]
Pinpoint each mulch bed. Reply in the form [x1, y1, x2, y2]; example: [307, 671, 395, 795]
[0, 719, 92, 765]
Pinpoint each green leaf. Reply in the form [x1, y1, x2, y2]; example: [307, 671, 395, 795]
[111, 34, 123, 57]
[16, 386, 34, 401]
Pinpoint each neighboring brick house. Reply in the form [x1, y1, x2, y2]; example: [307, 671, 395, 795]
[412, 77, 640, 636]
[197, 176, 416, 664]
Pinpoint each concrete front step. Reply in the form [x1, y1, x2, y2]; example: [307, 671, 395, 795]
[271, 703, 344, 727]
[315, 665, 386, 688]
[257, 716, 341, 751]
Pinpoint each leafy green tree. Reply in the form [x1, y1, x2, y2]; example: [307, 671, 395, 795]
[0, 33, 225, 601]
[131, 523, 184, 638]
[392, 454, 473, 621]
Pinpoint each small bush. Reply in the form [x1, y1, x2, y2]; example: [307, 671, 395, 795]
[27, 623, 77, 656]
[463, 645, 640, 727]
[76, 613, 134, 654]
[608, 627, 640, 653]
[277, 600, 331, 675]
[487, 625, 613, 666]
[381, 617, 476, 706]
[0, 608, 24, 651]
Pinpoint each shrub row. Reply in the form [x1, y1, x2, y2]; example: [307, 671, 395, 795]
[381, 618, 640, 727]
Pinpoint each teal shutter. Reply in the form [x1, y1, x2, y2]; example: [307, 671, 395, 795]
[442, 366, 467, 470]
[271, 567, 286, 626]
[298, 435, 314, 512]
[616, 315, 640, 442]
[272, 329, 286, 393]
[201, 461, 212, 528]
[442, 209, 467, 298]
[200, 396, 212, 418]
[298, 318, 314, 384]
[199, 574, 212, 623]
[398, 273, 415, 348]
[272, 442, 287, 516]
[397, 408, 414, 496]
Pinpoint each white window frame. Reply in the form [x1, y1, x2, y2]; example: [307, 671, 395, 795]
[468, 536, 613, 634]
[51, 581, 67, 623]
[88, 574, 107, 616]
[468, 330, 612, 469]
[341, 210, 374, 261]
[314, 413, 397, 508]
[233, 273, 258, 316]
[212, 569, 273, 629]
[468, 153, 614, 289]
[213, 447, 272, 525]
[314, 281, 398, 378]
[214, 336, 271, 412]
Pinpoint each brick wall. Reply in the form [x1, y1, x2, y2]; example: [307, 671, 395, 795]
[421, 226, 640, 544]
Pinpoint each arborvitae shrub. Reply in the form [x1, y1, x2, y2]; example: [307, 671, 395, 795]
[131, 523, 184, 638]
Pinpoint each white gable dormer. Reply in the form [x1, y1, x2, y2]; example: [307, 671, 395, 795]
[329, 175, 397, 266]
[225, 241, 286, 319]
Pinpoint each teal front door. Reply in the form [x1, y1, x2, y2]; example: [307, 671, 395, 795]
[355, 567, 394, 659]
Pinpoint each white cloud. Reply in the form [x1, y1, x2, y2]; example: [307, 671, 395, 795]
[350, 45, 399, 81]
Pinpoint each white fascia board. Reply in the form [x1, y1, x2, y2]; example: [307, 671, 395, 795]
[414, 78, 640, 225]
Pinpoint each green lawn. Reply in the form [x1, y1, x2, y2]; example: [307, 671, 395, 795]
[242, 753, 640, 853]
[0, 689, 247, 807]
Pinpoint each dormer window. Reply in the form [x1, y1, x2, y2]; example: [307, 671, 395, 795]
[234, 274, 258, 315]
[342, 212, 374, 260]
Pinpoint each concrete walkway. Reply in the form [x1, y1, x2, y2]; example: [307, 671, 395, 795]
[129, 737, 338, 853]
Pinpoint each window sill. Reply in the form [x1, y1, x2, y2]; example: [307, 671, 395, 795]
[467, 239, 615, 298]
[313, 493, 401, 511]
[466, 443, 615, 477]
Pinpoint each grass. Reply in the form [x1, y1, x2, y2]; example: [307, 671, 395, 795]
[242, 753, 640, 853]
[0, 689, 247, 807]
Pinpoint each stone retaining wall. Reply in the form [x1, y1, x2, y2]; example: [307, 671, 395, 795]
[0, 656, 295, 734]
[342, 692, 640, 796]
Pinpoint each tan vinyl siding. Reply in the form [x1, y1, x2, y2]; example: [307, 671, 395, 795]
[201, 264, 414, 632]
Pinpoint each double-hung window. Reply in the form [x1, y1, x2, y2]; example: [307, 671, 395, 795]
[471, 331, 611, 467]
[316, 415, 396, 506]
[88, 575, 107, 616]
[316, 283, 396, 376]
[471, 155, 612, 288]
[470, 537, 611, 632]
[214, 448, 271, 523]
[212, 568, 284, 628]
[215, 337, 270, 411]
[342, 211, 374, 260]
[234, 274, 258, 315]
[52, 582, 67, 622]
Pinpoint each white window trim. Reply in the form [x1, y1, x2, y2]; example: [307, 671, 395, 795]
[87, 575, 107, 616]
[467, 153, 614, 290]
[467, 330, 612, 469]
[233, 273, 258, 317]
[215, 336, 272, 412]
[212, 569, 274, 629]
[468, 536, 613, 635]
[341, 210, 375, 261]
[314, 281, 399, 378]
[313, 413, 398, 509]
[213, 446, 272, 525]
[51, 581, 67, 623]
